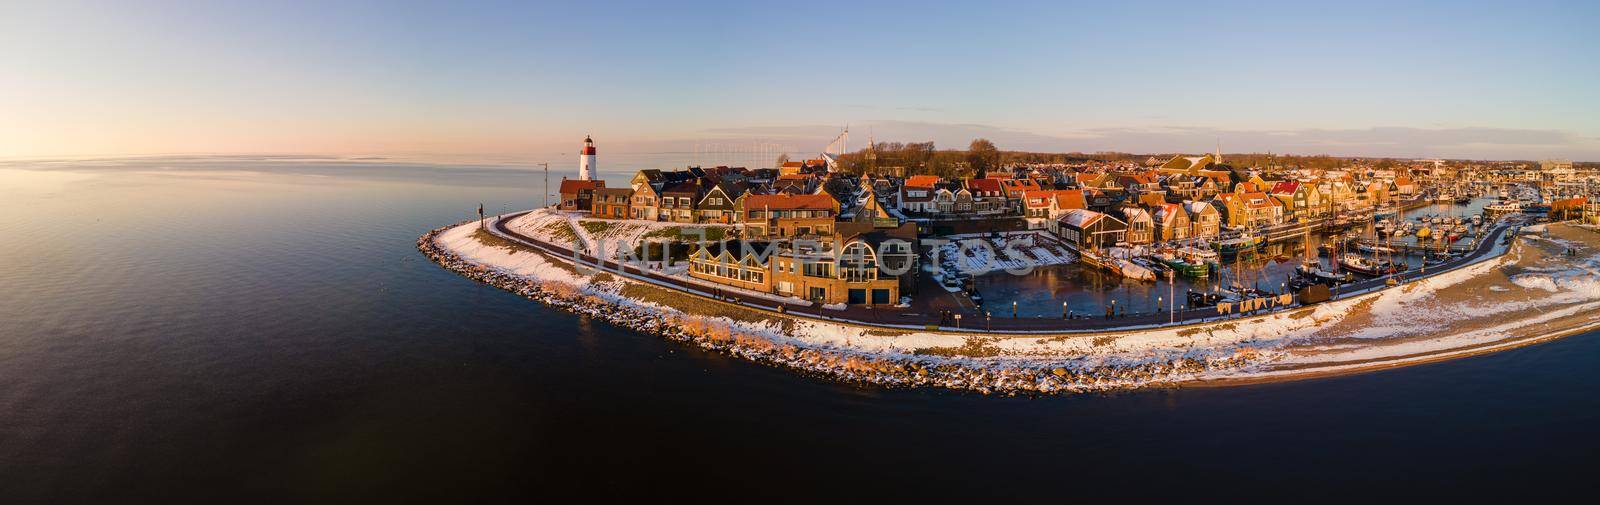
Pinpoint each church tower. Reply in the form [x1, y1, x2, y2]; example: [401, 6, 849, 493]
[578, 135, 596, 181]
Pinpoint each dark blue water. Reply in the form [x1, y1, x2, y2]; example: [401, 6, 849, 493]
[2, 158, 1597, 503]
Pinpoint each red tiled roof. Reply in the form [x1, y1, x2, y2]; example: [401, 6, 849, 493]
[904, 175, 942, 188]
[965, 178, 1003, 193]
[741, 193, 838, 212]
[559, 179, 604, 193]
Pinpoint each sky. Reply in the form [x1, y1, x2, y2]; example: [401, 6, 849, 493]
[2, 0, 1598, 162]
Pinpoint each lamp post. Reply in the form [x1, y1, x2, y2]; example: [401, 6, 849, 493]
[1061, 301, 1068, 320]
[1111, 299, 1117, 319]
[1012, 301, 1017, 319]
[986, 311, 991, 331]
[539, 162, 550, 208]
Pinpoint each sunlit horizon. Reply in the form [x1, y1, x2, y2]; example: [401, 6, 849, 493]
[4, 0, 1597, 161]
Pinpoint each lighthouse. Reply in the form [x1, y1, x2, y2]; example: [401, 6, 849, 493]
[578, 135, 596, 181]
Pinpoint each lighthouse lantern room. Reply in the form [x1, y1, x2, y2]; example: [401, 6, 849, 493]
[578, 135, 596, 181]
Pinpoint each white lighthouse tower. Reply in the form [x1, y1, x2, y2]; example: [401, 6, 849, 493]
[578, 135, 596, 181]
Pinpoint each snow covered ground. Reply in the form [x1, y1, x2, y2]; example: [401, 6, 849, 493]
[504, 208, 736, 258]
[430, 214, 1600, 393]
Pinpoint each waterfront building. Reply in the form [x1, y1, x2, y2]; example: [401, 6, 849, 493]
[687, 233, 912, 306]
[1054, 209, 1127, 250]
[742, 193, 839, 239]
[1115, 205, 1154, 245]
[660, 180, 702, 223]
[1022, 190, 1087, 221]
[1270, 181, 1320, 219]
[1364, 181, 1390, 205]
[1184, 201, 1222, 239]
[590, 187, 632, 219]
[696, 181, 747, 224]
[1392, 176, 1418, 196]
[578, 135, 597, 181]
[558, 179, 604, 212]
[1240, 191, 1283, 227]
[629, 184, 662, 221]
[1213, 192, 1245, 228]
[1153, 202, 1191, 241]
[688, 240, 775, 293]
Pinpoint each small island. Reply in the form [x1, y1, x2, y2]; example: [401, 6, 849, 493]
[422, 144, 1600, 394]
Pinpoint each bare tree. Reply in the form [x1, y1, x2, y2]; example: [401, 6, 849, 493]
[967, 138, 999, 178]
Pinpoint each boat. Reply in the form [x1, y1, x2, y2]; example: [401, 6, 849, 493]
[1416, 226, 1432, 240]
[1470, 215, 1483, 226]
[1187, 290, 1231, 307]
[1132, 256, 1171, 277]
[1339, 253, 1393, 276]
[1296, 259, 1350, 285]
[1181, 246, 1221, 269]
[1485, 200, 1523, 214]
[1213, 233, 1262, 255]
[1357, 242, 1397, 255]
[1155, 250, 1210, 278]
[1435, 191, 1455, 203]
[1115, 258, 1155, 281]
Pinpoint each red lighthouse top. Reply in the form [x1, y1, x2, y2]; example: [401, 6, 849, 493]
[582, 135, 596, 155]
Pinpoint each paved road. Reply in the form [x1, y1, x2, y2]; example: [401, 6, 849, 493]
[488, 211, 1519, 334]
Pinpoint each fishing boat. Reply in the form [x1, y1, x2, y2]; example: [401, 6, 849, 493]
[1155, 249, 1209, 278]
[1435, 191, 1455, 203]
[1485, 200, 1523, 214]
[1416, 225, 1432, 240]
[1470, 215, 1483, 226]
[1339, 253, 1391, 276]
[1213, 233, 1262, 255]
[1181, 246, 1221, 269]
[1357, 242, 1397, 255]
[1295, 259, 1350, 285]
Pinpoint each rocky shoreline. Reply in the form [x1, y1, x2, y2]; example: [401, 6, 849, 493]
[418, 222, 1263, 395]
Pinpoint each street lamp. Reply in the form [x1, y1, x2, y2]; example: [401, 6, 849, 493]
[1012, 301, 1018, 319]
[1111, 299, 1117, 319]
[1062, 301, 1068, 320]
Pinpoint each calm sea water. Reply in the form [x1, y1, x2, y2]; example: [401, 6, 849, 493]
[2, 157, 1597, 503]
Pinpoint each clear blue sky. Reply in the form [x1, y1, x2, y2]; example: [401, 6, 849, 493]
[3, 0, 1597, 160]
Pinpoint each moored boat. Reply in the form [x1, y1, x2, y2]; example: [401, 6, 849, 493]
[1213, 233, 1261, 255]
[1339, 253, 1398, 276]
